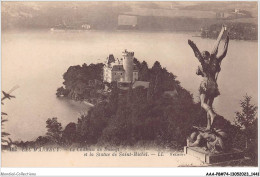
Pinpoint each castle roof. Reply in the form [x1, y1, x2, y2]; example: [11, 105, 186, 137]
[111, 65, 125, 71]
[110, 64, 139, 72]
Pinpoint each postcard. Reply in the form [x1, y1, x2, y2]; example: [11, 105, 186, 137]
[1, 1, 258, 176]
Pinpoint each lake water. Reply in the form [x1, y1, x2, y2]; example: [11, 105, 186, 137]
[2, 30, 258, 141]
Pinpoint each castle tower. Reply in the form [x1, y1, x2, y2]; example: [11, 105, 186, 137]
[122, 49, 134, 82]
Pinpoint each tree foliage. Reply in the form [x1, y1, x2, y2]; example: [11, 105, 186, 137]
[1, 92, 13, 149]
[57, 63, 104, 100]
[62, 122, 77, 145]
[235, 94, 257, 129]
[46, 117, 63, 144]
[233, 94, 258, 165]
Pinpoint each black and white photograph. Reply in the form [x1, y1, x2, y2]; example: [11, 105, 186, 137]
[1, 1, 259, 175]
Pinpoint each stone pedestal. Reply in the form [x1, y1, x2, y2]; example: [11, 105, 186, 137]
[184, 146, 244, 164]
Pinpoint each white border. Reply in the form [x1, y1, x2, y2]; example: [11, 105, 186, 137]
[0, 167, 260, 176]
[0, 0, 259, 176]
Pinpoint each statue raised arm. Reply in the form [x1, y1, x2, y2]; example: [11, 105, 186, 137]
[210, 25, 227, 57]
[217, 34, 229, 63]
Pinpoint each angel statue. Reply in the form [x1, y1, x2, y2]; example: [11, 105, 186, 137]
[188, 25, 229, 131]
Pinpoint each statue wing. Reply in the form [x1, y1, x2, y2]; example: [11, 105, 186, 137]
[188, 40, 204, 64]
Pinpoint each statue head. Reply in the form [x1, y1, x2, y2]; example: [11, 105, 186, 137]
[202, 51, 210, 64]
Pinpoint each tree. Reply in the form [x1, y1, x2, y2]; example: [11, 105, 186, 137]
[46, 117, 63, 144]
[139, 61, 150, 81]
[234, 94, 257, 149]
[149, 61, 164, 99]
[56, 86, 69, 97]
[35, 136, 50, 146]
[1, 112, 10, 148]
[57, 63, 104, 100]
[62, 122, 77, 145]
[151, 61, 162, 74]
[235, 94, 257, 129]
[1, 89, 17, 149]
[77, 101, 112, 144]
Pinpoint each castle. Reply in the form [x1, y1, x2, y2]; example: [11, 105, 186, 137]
[103, 49, 138, 83]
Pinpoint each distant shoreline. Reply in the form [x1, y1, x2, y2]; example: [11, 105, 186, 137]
[3, 29, 257, 42]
